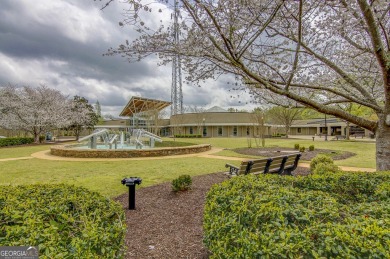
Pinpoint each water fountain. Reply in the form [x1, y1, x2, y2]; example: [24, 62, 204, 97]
[50, 128, 210, 158]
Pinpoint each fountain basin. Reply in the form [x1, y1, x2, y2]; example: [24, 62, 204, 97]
[50, 144, 211, 158]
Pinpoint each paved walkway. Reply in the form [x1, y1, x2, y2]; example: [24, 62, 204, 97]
[0, 146, 376, 172]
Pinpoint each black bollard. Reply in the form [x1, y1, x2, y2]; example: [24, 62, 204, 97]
[121, 177, 142, 210]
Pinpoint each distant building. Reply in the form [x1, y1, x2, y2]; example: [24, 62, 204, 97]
[0, 96, 374, 139]
[169, 106, 279, 137]
[290, 118, 372, 137]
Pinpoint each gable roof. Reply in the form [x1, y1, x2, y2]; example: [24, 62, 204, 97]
[205, 106, 227, 113]
[119, 96, 171, 117]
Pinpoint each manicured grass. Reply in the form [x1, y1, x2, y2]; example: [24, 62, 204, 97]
[0, 145, 52, 159]
[169, 137, 376, 168]
[0, 157, 233, 198]
[0, 137, 376, 198]
[213, 149, 264, 159]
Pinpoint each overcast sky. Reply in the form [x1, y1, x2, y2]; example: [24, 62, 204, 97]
[0, 0, 255, 117]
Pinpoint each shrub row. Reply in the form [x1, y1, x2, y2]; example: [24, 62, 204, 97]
[0, 184, 126, 258]
[0, 137, 34, 147]
[294, 144, 315, 152]
[174, 134, 202, 138]
[204, 172, 390, 258]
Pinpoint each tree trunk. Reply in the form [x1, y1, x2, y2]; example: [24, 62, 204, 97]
[376, 117, 390, 171]
[34, 134, 40, 144]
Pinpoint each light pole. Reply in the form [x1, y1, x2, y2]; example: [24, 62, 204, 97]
[202, 118, 206, 137]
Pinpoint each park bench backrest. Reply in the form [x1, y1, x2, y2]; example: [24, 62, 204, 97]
[225, 153, 301, 177]
[269, 155, 293, 171]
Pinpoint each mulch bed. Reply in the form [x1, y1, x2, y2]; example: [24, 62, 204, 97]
[233, 147, 356, 161]
[115, 168, 311, 258]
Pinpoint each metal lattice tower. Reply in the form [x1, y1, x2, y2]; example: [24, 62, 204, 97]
[171, 0, 183, 115]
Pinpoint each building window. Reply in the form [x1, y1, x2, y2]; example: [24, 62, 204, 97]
[189, 127, 193, 134]
[233, 126, 237, 136]
[218, 127, 223, 136]
[297, 128, 302, 133]
[203, 126, 207, 137]
[246, 127, 250, 136]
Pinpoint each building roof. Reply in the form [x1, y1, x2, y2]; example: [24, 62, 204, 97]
[205, 106, 227, 113]
[119, 96, 171, 117]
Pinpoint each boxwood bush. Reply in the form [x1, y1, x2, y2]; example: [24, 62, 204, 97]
[313, 163, 339, 175]
[0, 137, 34, 147]
[172, 175, 192, 192]
[174, 134, 202, 138]
[0, 184, 126, 258]
[204, 172, 390, 258]
[310, 154, 335, 172]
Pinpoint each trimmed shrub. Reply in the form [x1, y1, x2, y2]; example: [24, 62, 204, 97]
[0, 184, 126, 258]
[309, 145, 315, 151]
[172, 175, 192, 192]
[174, 134, 202, 138]
[0, 137, 34, 147]
[203, 172, 390, 258]
[310, 154, 334, 172]
[294, 144, 300, 150]
[299, 146, 305, 152]
[313, 163, 339, 175]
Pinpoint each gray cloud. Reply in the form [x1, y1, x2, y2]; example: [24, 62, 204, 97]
[0, 0, 254, 116]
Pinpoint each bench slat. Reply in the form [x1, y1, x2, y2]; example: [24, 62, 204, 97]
[225, 153, 301, 177]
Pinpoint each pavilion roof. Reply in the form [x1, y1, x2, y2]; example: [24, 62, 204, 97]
[119, 96, 171, 117]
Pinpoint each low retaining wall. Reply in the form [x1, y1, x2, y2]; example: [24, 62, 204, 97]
[50, 144, 211, 158]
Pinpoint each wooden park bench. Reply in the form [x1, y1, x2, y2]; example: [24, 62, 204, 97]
[225, 153, 302, 177]
[353, 133, 365, 138]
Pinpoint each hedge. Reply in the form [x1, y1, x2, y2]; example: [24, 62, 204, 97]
[0, 137, 34, 147]
[204, 172, 390, 258]
[0, 184, 126, 258]
[174, 134, 202, 138]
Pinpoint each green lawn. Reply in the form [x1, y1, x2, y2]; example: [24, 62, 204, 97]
[0, 155, 234, 198]
[0, 145, 51, 159]
[175, 137, 376, 168]
[0, 137, 376, 198]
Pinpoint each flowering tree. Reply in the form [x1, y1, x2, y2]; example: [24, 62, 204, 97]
[68, 96, 99, 140]
[103, 0, 390, 170]
[0, 85, 72, 143]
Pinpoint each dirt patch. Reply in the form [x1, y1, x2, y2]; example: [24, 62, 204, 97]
[116, 169, 311, 258]
[233, 147, 356, 161]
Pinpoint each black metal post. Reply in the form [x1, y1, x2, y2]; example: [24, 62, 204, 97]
[121, 177, 142, 210]
[128, 184, 136, 210]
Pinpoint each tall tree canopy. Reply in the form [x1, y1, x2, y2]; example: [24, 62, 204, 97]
[104, 0, 390, 170]
[0, 85, 71, 143]
[266, 106, 302, 138]
[68, 96, 99, 140]
[0, 85, 97, 143]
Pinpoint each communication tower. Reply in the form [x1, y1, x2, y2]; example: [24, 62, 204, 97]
[171, 0, 183, 115]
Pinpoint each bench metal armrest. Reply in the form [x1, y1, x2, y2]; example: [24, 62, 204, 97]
[283, 154, 302, 175]
[225, 163, 239, 176]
